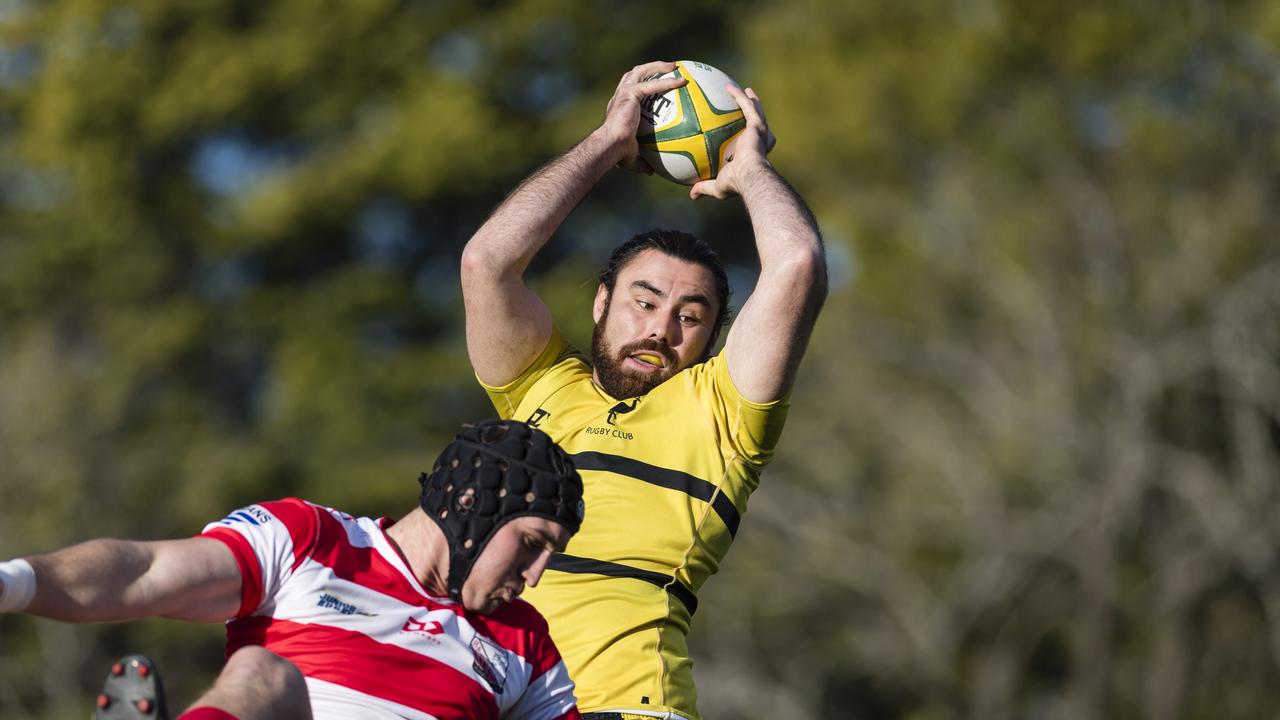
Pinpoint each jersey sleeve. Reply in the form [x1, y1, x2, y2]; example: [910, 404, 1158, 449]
[199, 498, 320, 619]
[702, 351, 792, 466]
[506, 616, 581, 720]
[479, 328, 575, 419]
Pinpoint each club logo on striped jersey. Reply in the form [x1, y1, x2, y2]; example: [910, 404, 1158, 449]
[401, 616, 444, 635]
[316, 593, 375, 617]
[470, 634, 509, 694]
[213, 505, 272, 527]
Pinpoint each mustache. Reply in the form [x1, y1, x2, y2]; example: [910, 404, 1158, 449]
[618, 339, 677, 368]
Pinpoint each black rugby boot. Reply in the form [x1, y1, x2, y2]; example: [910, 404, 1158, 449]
[92, 654, 170, 720]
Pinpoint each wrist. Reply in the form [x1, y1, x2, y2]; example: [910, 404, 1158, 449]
[722, 155, 774, 194]
[732, 153, 773, 177]
[0, 558, 36, 613]
[586, 124, 634, 166]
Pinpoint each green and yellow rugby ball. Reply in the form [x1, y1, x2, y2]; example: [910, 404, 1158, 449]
[637, 60, 747, 185]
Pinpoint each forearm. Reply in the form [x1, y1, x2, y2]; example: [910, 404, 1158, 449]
[16, 537, 240, 623]
[464, 128, 625, 279]
[462, 62, 687, 385]
[461, 128, 628, 384]
[19, 539, 158, 622]
[738, 162, 826, 285]
[722, 164, 828, 402]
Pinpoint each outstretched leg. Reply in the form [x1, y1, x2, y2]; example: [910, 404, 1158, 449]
[178, 646, 311, 720]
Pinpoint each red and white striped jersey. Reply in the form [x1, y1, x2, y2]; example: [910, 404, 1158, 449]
[200, 498, 580, 720]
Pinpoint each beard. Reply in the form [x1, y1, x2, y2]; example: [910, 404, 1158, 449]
[590, 308, 680, 400]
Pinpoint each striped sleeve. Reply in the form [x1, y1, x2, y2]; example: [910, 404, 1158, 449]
[200, 498, 319, 618]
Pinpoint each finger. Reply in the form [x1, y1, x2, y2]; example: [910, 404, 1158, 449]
[629, 60, 678, 83]
[725, 83, 763, 127]
[619, 63, 671, 92]
[689, 179, 730, 200]
[744, 87, 768, 126]
[636, 74, 687, 96]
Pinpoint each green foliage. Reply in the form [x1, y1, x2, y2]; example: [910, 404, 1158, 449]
[3, 0, 1280, 718]
[0, 0, 750, 713]
[689, 1, 1280, 718]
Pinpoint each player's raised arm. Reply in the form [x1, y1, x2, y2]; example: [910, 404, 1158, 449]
[2, 537, 242, 623]
[690, 85, 828, 403]
[461, 61, 687, 386]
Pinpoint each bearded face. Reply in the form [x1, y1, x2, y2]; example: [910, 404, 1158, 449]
[590, 302, 681, 399]
[588, 249, 721, 399]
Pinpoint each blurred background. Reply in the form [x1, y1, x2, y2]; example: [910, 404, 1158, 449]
[2, 0, 1280, 717]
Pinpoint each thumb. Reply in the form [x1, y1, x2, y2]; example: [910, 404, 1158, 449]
[689, 179, 726, 200]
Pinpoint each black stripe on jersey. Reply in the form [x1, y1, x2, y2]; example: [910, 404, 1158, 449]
[548, 553, 699, 615]
[570, 451, 741, 537]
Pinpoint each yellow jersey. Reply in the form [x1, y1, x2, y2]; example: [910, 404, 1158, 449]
[480, 329, 790, 720]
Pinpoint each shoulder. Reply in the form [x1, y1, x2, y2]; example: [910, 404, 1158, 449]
[485, 330, 587, 389]
[239, 499, 362, 556]
[480, 329, 593, 419]
[531, 337, 592, 390]
[685, 351, 790, 409]
[263, 498, 331, 535]
[205, 497, 318, 535]
[652, 355, 731, 406]
[660, 354, 793, 462]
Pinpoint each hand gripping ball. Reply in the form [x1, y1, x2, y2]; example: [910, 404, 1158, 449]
[637, 60, 747, 185]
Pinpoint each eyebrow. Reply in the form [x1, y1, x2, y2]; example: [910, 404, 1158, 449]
[630, 280, 712, 309]
[530, 527, 562, 550]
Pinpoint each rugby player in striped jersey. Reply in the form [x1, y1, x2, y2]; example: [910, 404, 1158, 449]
[0, 420, 584, 720]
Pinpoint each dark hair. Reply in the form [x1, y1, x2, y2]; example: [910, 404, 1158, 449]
[598, 229, 732, 357]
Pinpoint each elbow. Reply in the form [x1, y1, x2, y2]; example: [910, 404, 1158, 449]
[460, 241, 500, 297]
[460, 235, 524, 292]
[808, 247, 829, 297]
[806, 261, 830, 319]
[784, 246, 829, 308]
[759, 250, 827, 321]
[459, 240, 491, 288]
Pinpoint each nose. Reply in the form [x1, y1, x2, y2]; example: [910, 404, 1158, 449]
[523, 549, 554, 588]
[646, 313, 681, 347]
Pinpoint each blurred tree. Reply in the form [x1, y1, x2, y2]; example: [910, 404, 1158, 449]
[690, 1, 1280, 719]
[5, 0, 1280, 718]
[0, 0, 749, 714]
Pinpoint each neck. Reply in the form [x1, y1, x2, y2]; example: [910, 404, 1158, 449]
[385, 508, 450, 598]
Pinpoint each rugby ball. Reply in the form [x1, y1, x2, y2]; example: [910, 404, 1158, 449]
[637, 60, 746, 185]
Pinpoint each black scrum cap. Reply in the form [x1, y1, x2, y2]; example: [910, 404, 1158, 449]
[418, 420, 584, 601]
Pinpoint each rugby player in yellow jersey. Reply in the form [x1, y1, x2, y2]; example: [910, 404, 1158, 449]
[460, 60, 827, 720]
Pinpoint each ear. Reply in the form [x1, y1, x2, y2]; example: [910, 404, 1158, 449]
[592, 284, 609, 324]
